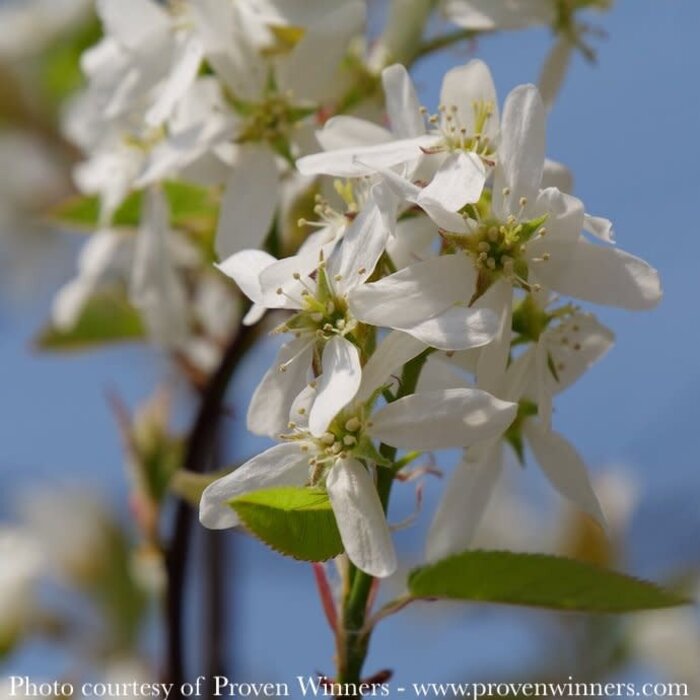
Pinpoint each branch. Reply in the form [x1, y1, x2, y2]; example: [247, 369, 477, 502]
[413, 28, 479, 63]
[164, 315, 261, 695]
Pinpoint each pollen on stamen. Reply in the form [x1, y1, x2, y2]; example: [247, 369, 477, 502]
[344, 417, 361, 432]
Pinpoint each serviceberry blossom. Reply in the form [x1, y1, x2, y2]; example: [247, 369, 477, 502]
[200, 333, 517, 576]
[442, 0, 614, 108]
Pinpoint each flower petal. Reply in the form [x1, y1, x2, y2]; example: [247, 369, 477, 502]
[296, 134, 439, 178]
[348, 254, 475, 330]
[382, 63, 424, 138]
[583, 214, 616, 244]
[542, 312, 615, 395]
[199, 443, 308, 529]
[369, 388, 517, 450]
[316, 116, 391, 151]
[493, 84, 546, 217]
[215, 145, 278, 259]
[418, 151, 485, 212]
[475, 278, 513, 393]
[326, 459, 397, 577]
[145, 34, 204, 127]
[216, 249, 277, 307]
[538, 37, 573, 112]
[96, 0, 170, 50]
[309, 336, 362, 437]
[330, 186, 395, 296]
[400, 305, 498, 351]
[276, 1, 365, 103]
[523, 421, 605, 525]
[357, 331, 428, 401]
[247, 339, 314, 438]
[387, 214, 438, 269]
[426, 442, 503, 562]
[542, 159, 573, 194]
[439, 59, 499, 141]
[130, 187, 188, 346]
[443, 0, 555, 30]
[534, 238, 662, 310]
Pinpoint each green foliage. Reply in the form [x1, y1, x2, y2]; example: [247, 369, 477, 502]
[230, 486, 344, 562]
[51, 191, 142, 231]
[408, 550, 688, 613]
[36, 292, 145, 352]
[50, 182, 220, 257]
[39, 15, 102, 105]
[92, 525, 149, 652]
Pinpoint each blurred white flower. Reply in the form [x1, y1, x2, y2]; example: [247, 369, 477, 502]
[0, 0, 91, 59]
[0, 526, 43, 649]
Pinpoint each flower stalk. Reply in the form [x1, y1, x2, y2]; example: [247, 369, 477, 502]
[336, 351, 430, 691]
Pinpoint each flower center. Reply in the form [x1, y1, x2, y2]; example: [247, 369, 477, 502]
[422, 99, 497, 159]
[235, 93, 314, 149]
[275, 265, 357, 343]
[281, 410, 367, 484]
[443, 205, 548, 295]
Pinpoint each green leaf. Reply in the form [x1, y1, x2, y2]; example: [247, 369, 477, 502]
[408, 550, 688, 613]
[230, 486, 344, 562]
[49, 182, 219, 254]
[39, 15, 102, 105]
[163, 181, 220, 255]
[35, 292, 145, 352]
[51, 192, 142, 231]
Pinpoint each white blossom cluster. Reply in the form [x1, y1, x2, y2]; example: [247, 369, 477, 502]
[54, 0, 660, 578]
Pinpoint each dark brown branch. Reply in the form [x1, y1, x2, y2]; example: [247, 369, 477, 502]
[164, 318, 260, 695]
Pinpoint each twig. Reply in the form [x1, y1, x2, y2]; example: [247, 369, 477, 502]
[164, 316, 261, 695]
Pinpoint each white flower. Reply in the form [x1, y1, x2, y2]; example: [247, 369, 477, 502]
[0, 0, 90, 59]
[423, 351, 606, 562]
[189, 0, 366, 259]
[64, 0, 214, 222]
[296, 60, 496, 214]
[443, 0, 614, 109]
[442, 0, 556, 31]
[218, 184, 396, 437]
[20, 489, 109, 584]
[130, 187, 190, 347]
[349, 84, 660, 388]
[0, 527, 43, 647]
[51, 189, 202, 351]
[508, 303, 615, 429]
[201, 333, 517, 576]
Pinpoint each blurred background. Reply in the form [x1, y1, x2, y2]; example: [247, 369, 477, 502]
[1, 0, 699, 694]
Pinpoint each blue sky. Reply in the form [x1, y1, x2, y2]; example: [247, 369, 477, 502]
[2, 0, 700, 687]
